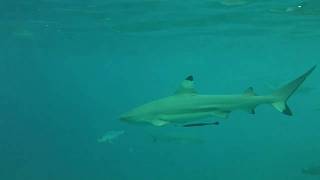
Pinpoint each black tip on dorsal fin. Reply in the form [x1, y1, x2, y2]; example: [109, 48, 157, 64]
[186, 75, 193, 81]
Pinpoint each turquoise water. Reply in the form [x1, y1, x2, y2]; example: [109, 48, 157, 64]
[1, 0, 320, 179]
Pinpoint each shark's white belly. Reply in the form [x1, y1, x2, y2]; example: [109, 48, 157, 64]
[158, 111, 214, 123]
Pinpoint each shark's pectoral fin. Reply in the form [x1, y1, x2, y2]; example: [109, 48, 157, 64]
[174, 75, 197, 95]
[211, 111, 230, 119]
[151, 120, 169, 127]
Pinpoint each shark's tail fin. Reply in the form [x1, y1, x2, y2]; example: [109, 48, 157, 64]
[271, 65, 316, 116]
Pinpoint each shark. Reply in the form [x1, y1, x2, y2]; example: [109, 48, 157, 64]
[120, 66, 316, 127]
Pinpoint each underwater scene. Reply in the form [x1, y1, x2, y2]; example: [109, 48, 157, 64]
[1, 0, 320, 179]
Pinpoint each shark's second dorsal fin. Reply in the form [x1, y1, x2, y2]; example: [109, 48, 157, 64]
[175, 75, 197, 95]
[243, 87, 256, 96]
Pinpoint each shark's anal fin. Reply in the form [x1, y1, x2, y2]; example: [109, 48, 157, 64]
[175, 75, 197, 95]
[243, 87, 256, 114]
[151, 120, 169, 127]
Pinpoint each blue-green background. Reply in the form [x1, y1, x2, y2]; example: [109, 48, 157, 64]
[0, 0, 319, 179]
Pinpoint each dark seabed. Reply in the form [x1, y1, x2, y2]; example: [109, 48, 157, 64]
[0, 0, 320, 179]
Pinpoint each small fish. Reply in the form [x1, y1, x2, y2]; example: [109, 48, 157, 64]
[183, 121, 219, 127]
[97, 130, 125, 144]
[302, 166, 320, 176]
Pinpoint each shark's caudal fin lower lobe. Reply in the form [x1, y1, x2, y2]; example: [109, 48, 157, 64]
[271, 65, 316, 116]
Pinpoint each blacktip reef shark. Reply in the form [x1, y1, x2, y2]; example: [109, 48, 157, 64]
[120, 65, 316, 127]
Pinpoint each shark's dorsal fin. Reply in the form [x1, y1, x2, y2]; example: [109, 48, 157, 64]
[243, 87, 256, 96]
[175, 75, 197, 95]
